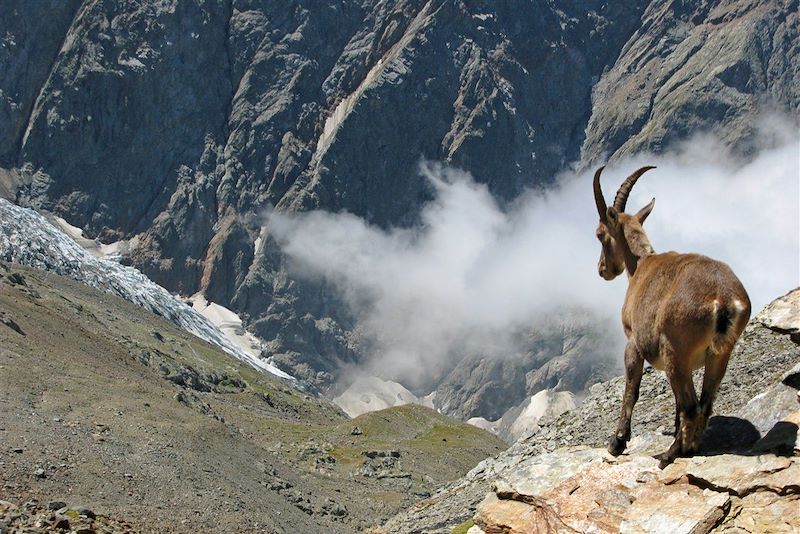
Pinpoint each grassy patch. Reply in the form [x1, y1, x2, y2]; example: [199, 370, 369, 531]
[451, 519, 475, 534]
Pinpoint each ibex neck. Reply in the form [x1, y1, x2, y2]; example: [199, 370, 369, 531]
[622, 226, 655, 277]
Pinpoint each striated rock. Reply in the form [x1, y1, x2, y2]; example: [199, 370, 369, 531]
[663, 454, 800, 497]
[717, 491, 800, 533]
[474, 448, 798, 534]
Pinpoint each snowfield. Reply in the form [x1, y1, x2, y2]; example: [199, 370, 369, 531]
[0, 198, 293, 381]
[468, 389, 576, 443]
[333, 375, 423, 417]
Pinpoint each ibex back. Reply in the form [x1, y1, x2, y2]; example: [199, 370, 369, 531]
[593, 166, 750, 468]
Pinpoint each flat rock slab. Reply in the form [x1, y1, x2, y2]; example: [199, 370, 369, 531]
[662, 454, 800, 497]
[757, 288, 800, 336]
[475, 448, 800, 534]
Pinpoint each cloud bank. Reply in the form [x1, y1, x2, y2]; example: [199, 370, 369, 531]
[268, 130, 799, 385]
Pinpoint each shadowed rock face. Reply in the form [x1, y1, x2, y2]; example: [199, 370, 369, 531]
[1, 0, 797, 389]
[583, 0, 800, 163]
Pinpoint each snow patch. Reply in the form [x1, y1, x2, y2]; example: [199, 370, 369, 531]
[183, 293, 292, 380]
[51, 216, 127, 262]
[507, 390, 575, 442]
[333, 376, 425, 418]
[253, 223, 269, 257]
[467, 416, 497, 434]
[467, 389, 576, 443]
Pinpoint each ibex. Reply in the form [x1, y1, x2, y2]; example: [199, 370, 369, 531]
[593, 166, 751, 467]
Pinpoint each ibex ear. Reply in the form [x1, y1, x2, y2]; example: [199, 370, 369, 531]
[606, 206, 619, 228]
[636, 198, 655, 224]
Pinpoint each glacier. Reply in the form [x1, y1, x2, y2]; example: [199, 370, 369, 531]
[0, 198, 294, 381]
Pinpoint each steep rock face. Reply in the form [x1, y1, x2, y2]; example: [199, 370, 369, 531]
[379, 293, 800, 533]
[1, 0, 797, 392]
[582, 0, 800, 162]
[433, 315, 619, 420]
[0, 0, 82, 164]
[0, 0, 647, 388]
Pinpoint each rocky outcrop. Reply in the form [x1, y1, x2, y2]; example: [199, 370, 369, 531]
[471, 448, 799, 533]
[379, 291, 800, 533]
[0, 500, 134, 534]
[757, 287, 800, 342]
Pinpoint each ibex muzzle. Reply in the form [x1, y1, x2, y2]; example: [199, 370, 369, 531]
[593, 166, 751, 467]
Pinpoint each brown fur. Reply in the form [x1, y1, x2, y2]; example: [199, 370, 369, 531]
[594, 167, 751, 467]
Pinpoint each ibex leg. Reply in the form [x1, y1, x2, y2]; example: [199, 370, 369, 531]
[608, 342, 643, 456]
[689, 350, 731, 453]
[658, 339, 698, 468]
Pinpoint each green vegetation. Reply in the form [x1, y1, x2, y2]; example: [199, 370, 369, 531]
[451, 518, 475, 534]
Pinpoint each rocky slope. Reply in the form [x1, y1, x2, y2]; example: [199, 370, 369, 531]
[1, 0, 796, 398]
[379, 289, 800, 533]
[0, 263, 506, 532]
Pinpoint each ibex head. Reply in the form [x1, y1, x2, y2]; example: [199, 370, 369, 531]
[593, 166, 657, 280]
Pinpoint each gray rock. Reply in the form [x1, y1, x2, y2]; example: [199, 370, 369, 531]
[71, 506, 95, 519]
[756, 287, 800, 342]
[47, 501, 66, 511]
[53, 515, 70, 530]
[582, 0, 800, 164]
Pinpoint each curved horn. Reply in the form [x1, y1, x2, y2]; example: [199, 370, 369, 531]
[593, 166, 608, 222]
[613, 166, 656, 213]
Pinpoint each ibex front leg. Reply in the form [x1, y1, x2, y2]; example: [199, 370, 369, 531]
[608, 342, 643, 456]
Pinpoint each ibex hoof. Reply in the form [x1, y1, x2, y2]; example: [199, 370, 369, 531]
[655, 453, 675, 470]
[607, 435, 627, 456]
[654, 446, 680, 469]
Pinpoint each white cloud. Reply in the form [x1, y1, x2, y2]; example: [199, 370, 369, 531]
[268, 129, 799, 385]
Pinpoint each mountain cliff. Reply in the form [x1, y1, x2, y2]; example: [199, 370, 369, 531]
[1, 0, 797, 395]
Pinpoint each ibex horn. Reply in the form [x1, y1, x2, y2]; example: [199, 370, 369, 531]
[593, 166, 608, 222]
[613, 166, 656, 213]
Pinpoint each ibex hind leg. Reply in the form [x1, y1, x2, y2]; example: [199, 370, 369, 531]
[688, 299, 747, 454]
[690, 348, 732, 454]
